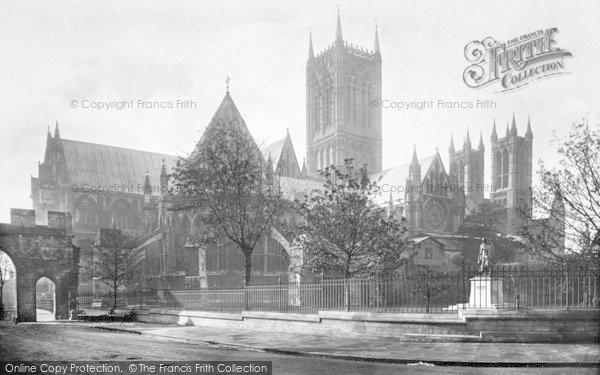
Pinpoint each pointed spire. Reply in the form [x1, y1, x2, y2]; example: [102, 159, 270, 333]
[225, 76, 230, 94]
[335, 10, 343, 43]
[54, 121, 60, 139]
[308, 30, 314, 59]
[301, 157, 307, 178]
[478, 131, 485, 151]
[465, 128, 471, 148]
[47, 125, 52, 139]
[510, 113, 518, 135]
[525, 116, 533, 140]
[505, 123, 510, 138]
[373, 23, 380, 54]
[411, 144, 419, 165]
[449, 133, 455, 153]
[491, 119, 498, 141]
[265, 152, 274, 180]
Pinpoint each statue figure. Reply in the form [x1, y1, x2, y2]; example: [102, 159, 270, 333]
[477, 238, 490, 275]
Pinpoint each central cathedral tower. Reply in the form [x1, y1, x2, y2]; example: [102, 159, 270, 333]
[306, 13, 382, 175]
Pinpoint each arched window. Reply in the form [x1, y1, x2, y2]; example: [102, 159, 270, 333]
[502, 149, 509, 188]
[111, 199, 133, 229]
[74, 196, 98, 228]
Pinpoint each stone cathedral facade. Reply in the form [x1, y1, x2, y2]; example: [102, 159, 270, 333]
[24, 13, 565, 291]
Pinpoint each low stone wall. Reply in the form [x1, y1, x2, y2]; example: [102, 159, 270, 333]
[136, 307, 600, 342]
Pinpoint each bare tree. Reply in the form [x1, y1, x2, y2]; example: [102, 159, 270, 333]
[87, 228, 135, 312]
[521, 118, 600, 265]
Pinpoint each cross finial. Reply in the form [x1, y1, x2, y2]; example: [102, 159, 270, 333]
[226, 76, 230, 93]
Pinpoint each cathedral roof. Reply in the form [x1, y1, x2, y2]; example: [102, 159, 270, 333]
[370, 155, 436, 205]
[261, 137, 286, 170]
[60, 139, 177, 195]
[276, 176, 323, 201]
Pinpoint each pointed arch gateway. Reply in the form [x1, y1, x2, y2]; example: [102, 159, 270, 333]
[0, 209, 78, 322]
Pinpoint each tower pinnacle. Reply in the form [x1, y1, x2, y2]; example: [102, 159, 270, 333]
[54, 121, 60, 139]
[491, 119, 498, 141]
[525, 116, 533, 140]
[478, 131, 485, 151]
[335, 10, 343, 43]
[374, 23, 380, 54]
[510, 113, 518, 136]
[308, 30, 314, 59]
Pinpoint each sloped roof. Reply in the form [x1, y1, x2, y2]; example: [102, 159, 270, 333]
[261, 137, 286, 169]
[196, 92, 261, 158]
[276, 176, 323, 201]
[61, 139, 177, 195]
[370, 155, 436, 205]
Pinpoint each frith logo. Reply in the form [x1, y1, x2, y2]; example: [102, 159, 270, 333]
[463, 28, 573, 92]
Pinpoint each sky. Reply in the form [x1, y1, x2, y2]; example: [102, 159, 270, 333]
[0, 0, 599, 222]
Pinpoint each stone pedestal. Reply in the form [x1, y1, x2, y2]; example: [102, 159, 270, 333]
[469, 276, 503, 308]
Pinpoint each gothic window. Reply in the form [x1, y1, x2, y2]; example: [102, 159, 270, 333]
[110, 199, 133, 229]
[423, 199, 447, 232]
[502, 149, 509, 188]
[494, 150, 502, 190]
[74, 196, 98, 227]
[366, 87, 372, 127]
[317, 91, 323, 129]
[329, 85, 335, 127]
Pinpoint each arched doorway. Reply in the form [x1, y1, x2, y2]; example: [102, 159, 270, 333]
[36, 277, 56, 321]
[0, 250, 17, 321]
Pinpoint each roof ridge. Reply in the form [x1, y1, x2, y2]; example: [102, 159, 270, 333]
[61, 138, 177, 158]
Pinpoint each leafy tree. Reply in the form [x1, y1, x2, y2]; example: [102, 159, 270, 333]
[294, 161, 407, 279]
[521, 118, 600, 265]
[0, 251, 15, 316]
[170, 114, 284, 285]
[87, 228, 135, 312]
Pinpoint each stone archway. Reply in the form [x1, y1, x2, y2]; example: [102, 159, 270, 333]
[0, 209, 78, 322]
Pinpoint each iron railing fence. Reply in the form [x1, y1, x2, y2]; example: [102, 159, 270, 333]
[76, 265, 599, 314]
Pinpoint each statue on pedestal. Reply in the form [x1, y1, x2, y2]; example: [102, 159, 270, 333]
[477, 238, 490, 275]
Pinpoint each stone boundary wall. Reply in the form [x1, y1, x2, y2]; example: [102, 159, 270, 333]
[136, 308, 599, 343]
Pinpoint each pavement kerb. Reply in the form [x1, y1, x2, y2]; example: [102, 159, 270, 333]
[85, 325, 600, 368]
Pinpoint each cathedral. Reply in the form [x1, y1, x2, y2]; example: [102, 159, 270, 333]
[29, 13, 564, 290]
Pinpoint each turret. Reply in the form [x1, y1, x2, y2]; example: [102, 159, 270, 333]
[301, 157, 307, 178]
[265, 152, 274, 181]
[464, 128, 471, 149]
[335, 10, 343, 44]
[478, 131, 485, 151]
[373, 24, 380, 55]
[510, 113, 518, 136]
[308, 31, 314, 60]
[54, 121, 60, 139]
[525, 116, 533, 141]
[160, 158, 169, 193]
[408, 145, 421, 182]
[143, 170, 152, 204]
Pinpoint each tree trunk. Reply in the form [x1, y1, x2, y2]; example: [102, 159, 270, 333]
[244, 250, 252, 286]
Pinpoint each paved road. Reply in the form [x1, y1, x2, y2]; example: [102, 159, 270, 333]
[0, 323, 597, 375]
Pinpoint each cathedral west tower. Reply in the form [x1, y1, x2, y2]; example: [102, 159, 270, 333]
[306, 12, 382, 175]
